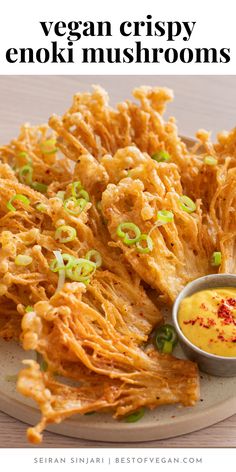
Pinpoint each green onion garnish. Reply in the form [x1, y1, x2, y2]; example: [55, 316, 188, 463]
[50, 253, 97, 285]
[179, 195, 196, 213]
[125, 408, 145, 423]
[40, 360, 48, 372]
[63, 197, 87, 215]
[136, 234, 153, 254]
[151, 150, 170, 163]
[117, 222, 141, 245]
[204, 156, 217, 166]
[18, 151, 28, 158]
[25, 306, 33, 312]
[157, 210, 174, 224]
[161, 341, 174, 354]
[32, 182, 48, 194]
[18, 152, 32, 165]
[211, 251, 222, 266]
[36, 203, 48, 213]
[15, 255, 32, 266]
[77, 189, 89, 202]
[40, 139, 58, 155]
[55, 225, 77, 243]
[50, 253, 77, 272]
[56, 191, 65, 201]
[18, 165, 33, 185]
[61, 254, 77, 270]
[155, 324, 178, 354]
[85, 250, 102, 268]
[6, 194, 30, 212]
[66, 259, 96, 282]
[71, 181, 83, 198]
[71, 182, 89, 201]
[50, 257, 65, 273]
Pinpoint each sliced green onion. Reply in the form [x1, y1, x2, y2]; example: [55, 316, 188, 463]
[15, 255, 32, 266]
[6, 194, 30, 212]
[162, 341, 174, 354]
[136, 234, 153, 254]
[204, 156, 217, 166]
[53, 251, 65, 292]
[25, 306, 33, 312]
[55, 225, 77, 243]
[71, 181, 83, 198]
[56, 191, 65, 201]
[50, 253, 96, 285]
[18, 152, 32, 165]
[117, 222, 141, 245]
[63, 197, 87, 215]
[71, 182, 89, 201]
[32, 182, 48, 194]
[85, 250, 102, 268]
[18, 151, 28, 158]
[50, 253, 76, 272]
[40, 360, 48, 372]
[125, 408, 145, 423]
[151, 150, 170, 163]
[40, 139, 58, 155]
[50, 257, 65, 273]
[36, 203, 48, 213]
[179, 195, 196, 213]
[66, 259, 96, 282]
[60, 254, 76, 270]
[18, 165, 33, 185]
[77, 189, 89, 201]
[211, 251, 222, 267]
[157, 210, 174, 224]
[155, 324, 178, 354]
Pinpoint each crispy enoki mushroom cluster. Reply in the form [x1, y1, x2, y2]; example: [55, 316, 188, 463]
[1, 85, 236, 443]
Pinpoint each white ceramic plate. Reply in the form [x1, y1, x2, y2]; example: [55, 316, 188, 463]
[1, 333, 236, 442]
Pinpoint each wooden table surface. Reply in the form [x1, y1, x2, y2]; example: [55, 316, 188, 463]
[0, 75, 236, 448]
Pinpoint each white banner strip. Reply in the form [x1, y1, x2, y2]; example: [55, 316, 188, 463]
[0, 0, 235, 74]
[0, 448, 235, 471]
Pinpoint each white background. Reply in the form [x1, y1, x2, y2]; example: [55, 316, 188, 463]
[0, 448, 235, 471]
[0, 0, 235, 74]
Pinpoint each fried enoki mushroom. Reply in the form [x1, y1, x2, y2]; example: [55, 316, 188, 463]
[18, 354, 199, 444]
[0, 123, 73, 190]
[17, 282, 198, 443]
[49, 85, 188, 166]
[0, 174, 160, 342]
[101, 148, 212, 302]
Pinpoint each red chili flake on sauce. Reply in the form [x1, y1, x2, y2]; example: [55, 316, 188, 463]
[200, 303, 208, 311]
[217, 300, 236, 326]
[183, 316, 215, 329]
[184, 319, 198, 326]
[218, 334, 226, 342]
[227, 298, 236, 307]
[207, 318, 216, 327]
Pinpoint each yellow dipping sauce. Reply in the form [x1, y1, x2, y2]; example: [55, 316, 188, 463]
[178, 288, 236, 357]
